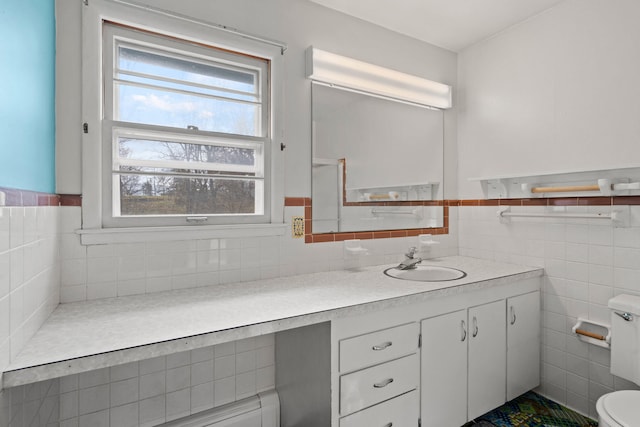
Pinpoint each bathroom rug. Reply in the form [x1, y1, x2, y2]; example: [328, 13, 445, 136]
[477, 391, 597, 427]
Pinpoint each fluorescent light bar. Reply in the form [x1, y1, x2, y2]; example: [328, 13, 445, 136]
[305, 47, 452, 109]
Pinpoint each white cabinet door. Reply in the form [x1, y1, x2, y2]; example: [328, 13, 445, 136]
[468, 300, 506, 421]
[421, 309, 468, 427]
[506, 291, 540, 400]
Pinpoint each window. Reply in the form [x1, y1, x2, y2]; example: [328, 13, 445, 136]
[101, 23, 271, 228]
[79, 1, 285, 243]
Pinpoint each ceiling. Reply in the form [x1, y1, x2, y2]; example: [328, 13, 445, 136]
[309, 0, 565, 52]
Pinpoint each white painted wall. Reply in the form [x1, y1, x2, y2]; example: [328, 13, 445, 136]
[55, 0, 458, 198]
[457, 0, 640, 198]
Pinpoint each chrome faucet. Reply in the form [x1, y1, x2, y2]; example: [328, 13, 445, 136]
[397, 247, 422, 270]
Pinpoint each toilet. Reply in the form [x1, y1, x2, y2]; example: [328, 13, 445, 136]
[596, 294, 640, 426]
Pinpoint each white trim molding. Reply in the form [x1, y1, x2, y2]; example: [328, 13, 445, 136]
[77, 223, 287, 245]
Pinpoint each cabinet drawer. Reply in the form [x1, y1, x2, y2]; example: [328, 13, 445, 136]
[340, 390, 418, 427]
[340, 353, 418, 416]
[340, 323, 418, 373]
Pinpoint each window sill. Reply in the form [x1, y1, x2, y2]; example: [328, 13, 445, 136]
[77, 223, 287, 245]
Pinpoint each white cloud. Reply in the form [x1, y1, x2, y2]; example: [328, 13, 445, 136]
[131, 94, 198, 113]
[198, 111, 215, 119]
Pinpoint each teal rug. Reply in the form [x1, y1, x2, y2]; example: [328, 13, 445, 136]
[474, 392, 597, 427]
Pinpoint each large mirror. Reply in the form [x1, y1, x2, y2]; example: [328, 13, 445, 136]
[311, 82, 445, 233]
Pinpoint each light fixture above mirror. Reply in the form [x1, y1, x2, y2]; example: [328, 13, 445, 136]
[305, 47, 452, 109]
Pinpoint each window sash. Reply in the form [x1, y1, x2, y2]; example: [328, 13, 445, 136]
[102, 123, 271, 227]
[102, 22, 271, 227]
[115, 43, 261, 100]
[112, 126, 265, 176]
[114, 72, 261, 105]
[113, 174, 264, 218]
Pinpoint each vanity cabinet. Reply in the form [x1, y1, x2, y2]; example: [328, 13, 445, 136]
[277, 276, 541, 427]
[421, 299, 506, 426]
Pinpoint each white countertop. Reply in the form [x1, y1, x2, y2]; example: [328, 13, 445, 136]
[3, 256, 543, 387]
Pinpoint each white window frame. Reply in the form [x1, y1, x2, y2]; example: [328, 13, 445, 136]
[80, 0, 285, 244]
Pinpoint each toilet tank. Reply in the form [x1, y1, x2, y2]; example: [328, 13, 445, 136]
[609, 294, 640, 386]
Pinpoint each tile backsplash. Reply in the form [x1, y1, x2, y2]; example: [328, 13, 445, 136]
[59, 205, 459, 303]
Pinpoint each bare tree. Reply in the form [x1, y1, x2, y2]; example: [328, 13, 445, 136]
[119, 145, 143, 196]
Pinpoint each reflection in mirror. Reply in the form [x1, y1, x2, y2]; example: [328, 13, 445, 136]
[311, 82, 445, 233]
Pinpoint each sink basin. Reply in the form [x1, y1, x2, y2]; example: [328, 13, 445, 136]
[384, 265, 467, 282]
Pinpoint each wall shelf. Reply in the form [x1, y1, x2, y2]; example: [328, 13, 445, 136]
[470, 167, 640, 199]
[346, 183, 438, 202]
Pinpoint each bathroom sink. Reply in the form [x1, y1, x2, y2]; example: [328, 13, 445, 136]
[384, 265, 467, 282]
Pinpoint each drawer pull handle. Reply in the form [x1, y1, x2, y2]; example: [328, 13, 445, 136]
[383, 423, 393, 427]
[372, 341, 393, 351]
[373, 378, 394, 388]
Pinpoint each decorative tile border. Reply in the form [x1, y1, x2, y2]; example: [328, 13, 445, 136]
[290, 195, 640, 244]
[3, 191, 636, 236]
[284, 197, 449, 243]
[0, 187, 81, 207]
[0, 186, 59, 206]
[58, 194, 82, 206]
[445, 196, 640, 207]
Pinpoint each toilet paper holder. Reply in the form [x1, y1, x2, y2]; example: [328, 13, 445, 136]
[572, 318, 611, 348]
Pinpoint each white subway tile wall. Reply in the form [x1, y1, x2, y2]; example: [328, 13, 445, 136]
[58, 206, 459, 302]
[11, 200, 636, 423]
[58, 335, 275, 427]
[0, 206, 61, 427]
[457, 204, 640, 419]
[0, 379, 60, 427]
[1, 204, 461, 427]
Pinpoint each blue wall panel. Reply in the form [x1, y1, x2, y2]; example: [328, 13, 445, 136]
[0, 0, 56, 193]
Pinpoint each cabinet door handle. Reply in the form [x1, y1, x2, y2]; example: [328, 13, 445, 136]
[510, 306, 517, 325]
[472, 316, 478, 338]
[383, 423, 393, 427]
[372, 341, 393, 351]
[461, 320, 467, 342]
[373, 378, 394, 388]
